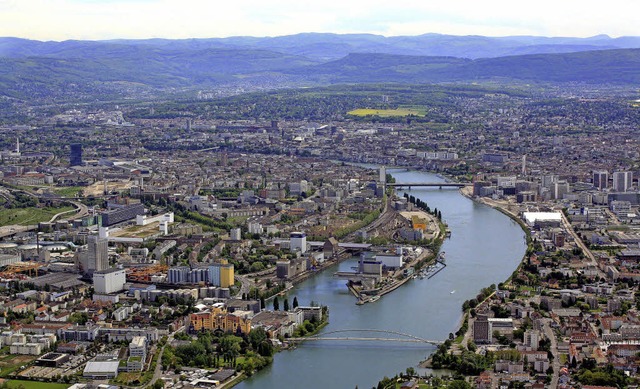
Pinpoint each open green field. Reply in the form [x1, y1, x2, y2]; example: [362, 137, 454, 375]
[50, 186, 85, 197]
[347, 107, 426, 117]
[4, 380, 69, 389]
[0, 206, 75, 226]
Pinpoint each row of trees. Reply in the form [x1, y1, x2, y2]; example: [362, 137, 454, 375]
[272, 296, 299, 311]
[403, 193, 442, 220]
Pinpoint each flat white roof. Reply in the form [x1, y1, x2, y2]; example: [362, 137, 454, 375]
[523, 212, 562, 225]
[84, 361, 119, 374]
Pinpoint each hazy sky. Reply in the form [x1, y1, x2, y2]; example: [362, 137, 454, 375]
[1, 0, 638, 41]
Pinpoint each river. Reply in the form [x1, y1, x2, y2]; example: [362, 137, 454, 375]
[236, 169, 527, 389]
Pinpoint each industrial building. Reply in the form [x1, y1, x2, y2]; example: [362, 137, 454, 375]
[83, 360, 119, 379]
[93, 268, 126, 294]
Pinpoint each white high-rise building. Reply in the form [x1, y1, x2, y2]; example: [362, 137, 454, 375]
[248, 222, 263, 235]
[541, 174, 558, 189]
[379, 166, 386, 184]
[230, 228, 242, 241]
[552, 181, 570, 200]
[613, 171, 633, 192]
[87, 235, 109, 274]
[290, 232, 307, 254]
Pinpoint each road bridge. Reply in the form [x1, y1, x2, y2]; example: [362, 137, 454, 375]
[387, 182, 471, 188]
[288, 329, 443, 346]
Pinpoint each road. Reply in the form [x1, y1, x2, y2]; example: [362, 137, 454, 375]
[543, 319, 560, 388]
[143, 326, 184, 388]
[559, 211, 606, 278]
[235, 274, 252, 298]
[48, 200, 89, 222]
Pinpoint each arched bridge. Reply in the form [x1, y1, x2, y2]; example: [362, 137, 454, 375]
[288, 329, 443, 346]
[386, 182, 471, 188]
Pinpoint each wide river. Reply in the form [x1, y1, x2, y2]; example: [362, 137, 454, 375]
[236, 169, 527, 389]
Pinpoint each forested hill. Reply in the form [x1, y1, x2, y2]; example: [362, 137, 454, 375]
[1, 34, 640, 101]
[291, 49, 640, 84]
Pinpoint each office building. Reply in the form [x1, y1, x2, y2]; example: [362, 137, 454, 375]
[86, 235, 109, 274]
[70, 144, 83, 166]
[101, 203, 145, 227]
[230, 228, 242, 241]
[129, 336, 147, 359]
[613, 171, 633, 192]
[552, 181, 570, 200]
[189, 306, 251, 334]
[593, 170, 609, 190]
[93, 268, 126, 294]
[290, 232, 307, 254]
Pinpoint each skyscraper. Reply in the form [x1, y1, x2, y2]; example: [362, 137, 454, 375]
[70, 143, 83, 166]
[88, 235, 109, 274]
[592, 170, 609, 190]
[613, 171, 633, 192]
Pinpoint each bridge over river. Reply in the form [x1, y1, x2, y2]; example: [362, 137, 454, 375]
[386, 182, 471, 188]
[288, 329, 443, 346]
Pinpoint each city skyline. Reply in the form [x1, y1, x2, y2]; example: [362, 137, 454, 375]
[0, 0, 638, 41]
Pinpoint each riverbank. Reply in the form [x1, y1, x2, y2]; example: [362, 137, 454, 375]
[349, 246, 440, 304]
[416, 187, 531, 370]
[236, 169, 528, 389]
[345, 203, 446, 304]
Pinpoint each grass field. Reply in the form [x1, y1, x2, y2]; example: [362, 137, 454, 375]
[0, 206, 75, 226]
[0, 354, 37, 378]
[347, 107, 426, 117]
[4, 380, 69, 389]
[51, 186, 84, 197]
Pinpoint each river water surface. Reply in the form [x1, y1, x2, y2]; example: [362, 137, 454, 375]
[236, 169, 527, 389]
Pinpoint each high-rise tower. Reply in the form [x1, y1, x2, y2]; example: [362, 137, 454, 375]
[70, 143, 83, 166]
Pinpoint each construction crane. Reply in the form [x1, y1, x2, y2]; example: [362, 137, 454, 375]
[0, 261, 44, 279]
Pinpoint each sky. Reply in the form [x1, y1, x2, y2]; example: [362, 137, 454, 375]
[0, 0, 638, 41]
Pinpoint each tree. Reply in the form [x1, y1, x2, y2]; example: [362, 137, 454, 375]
[284, 298, 290, 311]
[293, 296, 299, 309]
[273, 296, 280, 311]
[448, 380, 471, 389]
[219, 335, 242, 366]
[152, 379, 164, 389]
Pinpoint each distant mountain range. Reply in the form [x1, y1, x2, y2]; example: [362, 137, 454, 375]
[1, 33, 640, 100]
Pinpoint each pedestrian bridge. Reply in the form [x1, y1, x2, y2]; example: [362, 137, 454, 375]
[288, 329, 443, 346]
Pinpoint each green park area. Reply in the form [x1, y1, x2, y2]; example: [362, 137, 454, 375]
[0, 206, 75, 226]
[347, 107, 426, 117]
[2, 380, 69, 389]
